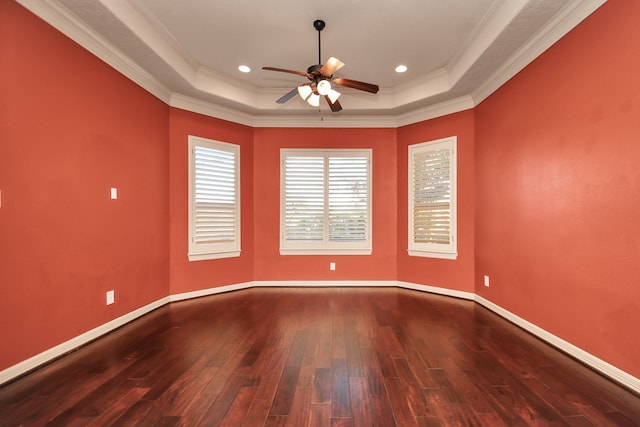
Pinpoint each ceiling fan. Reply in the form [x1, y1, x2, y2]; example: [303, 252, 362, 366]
[262, 19, 379, 112]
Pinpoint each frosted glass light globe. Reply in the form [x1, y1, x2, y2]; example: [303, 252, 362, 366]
[317, 79, 332, 96]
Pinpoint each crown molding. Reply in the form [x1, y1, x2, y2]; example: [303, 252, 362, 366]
[170, 94, 256, 127]
[172, 93, 476, 129]
[252, 114, 399, 129]
[172, 94, 402, 128]
[396, 96, 475, 128]
[16, 0, 173, 104]
[447, 0, 528, 86]
[472, 0, 607, 106]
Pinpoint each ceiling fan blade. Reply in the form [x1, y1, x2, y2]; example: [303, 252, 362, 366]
[276, 88, 299, 104]
[332, 77, 379, 94]
[320, 57, 345, 76]
[325, 95, 342, 112]
[262, 66, 309, 78]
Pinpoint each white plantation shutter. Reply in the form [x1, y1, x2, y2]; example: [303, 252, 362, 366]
[408, 137, 457, 259]
[413, 149, 451, 244]
[193, 147, 236, 243]
[281, 150, 372, 255]
[284, 156, 325, 241]
[329, 156, 368, 242]
[188, 136, 240, 261]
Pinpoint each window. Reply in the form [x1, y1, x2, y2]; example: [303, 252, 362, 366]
[188, 136, 240, 261]
[281, 149, 372, 255]
[408, 136, 457, 259]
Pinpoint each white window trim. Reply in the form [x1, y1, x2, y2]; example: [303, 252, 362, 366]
[280, 149, 372, 256]
[408, 136, 457, 260]
[188, 135, 241, 261]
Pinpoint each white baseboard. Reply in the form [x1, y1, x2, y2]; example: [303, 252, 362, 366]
[169, 281, 253, 302]
[397, 281, 475, 300]
[2, 281, 638, 396]
[169, 280, 400, 303]
[475, 295, 640, 394]
[0, 296, 170, 386]
[253, 280, 399, 288]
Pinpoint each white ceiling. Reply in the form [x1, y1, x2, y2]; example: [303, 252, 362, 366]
[17, 0, 606, 127]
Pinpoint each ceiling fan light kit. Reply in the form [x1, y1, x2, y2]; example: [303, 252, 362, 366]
[307, 93, 321, 107]
[327, 89, 341, 104]
[297, 85, 313, 100]
[316, 79, 331, 95]
[263, 19, 379, 113]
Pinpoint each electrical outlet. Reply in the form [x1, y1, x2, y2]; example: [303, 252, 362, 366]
[110, 187, 118, 200]
[106, 290, 115, 305]
[330, 262, 336, 271]
[483, 275, 490, 287]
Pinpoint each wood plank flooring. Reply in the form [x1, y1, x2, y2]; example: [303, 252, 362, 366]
[1, 287, 639, 426]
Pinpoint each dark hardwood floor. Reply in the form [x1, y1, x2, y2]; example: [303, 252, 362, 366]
[1, 287, 639, 426]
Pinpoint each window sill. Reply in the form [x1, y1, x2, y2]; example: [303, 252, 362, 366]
[280, 248, 372, 256]
[189, 250, 241, 262]
[407, 249, 457, 260]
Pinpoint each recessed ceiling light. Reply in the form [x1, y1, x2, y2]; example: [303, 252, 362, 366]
[395, 65, 408, 73]
[238, 65, 251, 73]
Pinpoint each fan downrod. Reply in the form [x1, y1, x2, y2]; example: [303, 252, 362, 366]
[313, 20, 326, 66]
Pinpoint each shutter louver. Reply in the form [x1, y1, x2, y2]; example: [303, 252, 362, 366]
[412, 148, 451, 245]
[284, 156, 325, 241]
[329, 156, 368, 242]
[194, 146, 237, 244]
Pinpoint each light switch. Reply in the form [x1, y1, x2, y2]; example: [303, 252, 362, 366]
[106, 290, 115, 305]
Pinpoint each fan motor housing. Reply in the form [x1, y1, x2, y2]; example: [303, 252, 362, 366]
[307, 64, 322, 77]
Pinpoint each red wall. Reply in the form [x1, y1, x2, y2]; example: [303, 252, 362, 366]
[168, 108, 254, 294]
[253, 128, 397, 281]
[475, 0, 640, 378]
[4, 0, 639, 384]
[0, 1, 170, 370]
[397, 111, 475, 292]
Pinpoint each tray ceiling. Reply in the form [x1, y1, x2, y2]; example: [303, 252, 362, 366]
[17, 0, 606, 126]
